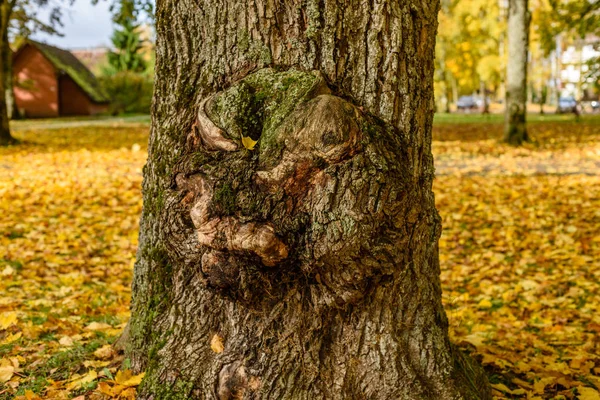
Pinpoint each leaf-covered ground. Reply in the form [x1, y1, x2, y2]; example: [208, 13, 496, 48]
[0, 122, 147, 399]
[0, 116, 599, 399]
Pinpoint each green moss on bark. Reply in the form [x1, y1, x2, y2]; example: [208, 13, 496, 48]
[139, 375, 195, 400]
[126, 244, 173, 366]
[214, 182, 236, 215]
[206, 68, 320, 165]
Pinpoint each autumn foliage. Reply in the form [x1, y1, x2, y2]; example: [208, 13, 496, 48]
[1, 116, 599, 399]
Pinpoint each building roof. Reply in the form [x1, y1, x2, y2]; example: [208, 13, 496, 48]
[71, 47, 110, 75]
[15, 40, 109, 104]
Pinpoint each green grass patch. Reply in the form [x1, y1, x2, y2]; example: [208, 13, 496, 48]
[1, 336, 113, 400]
[433, 112, 600, 125]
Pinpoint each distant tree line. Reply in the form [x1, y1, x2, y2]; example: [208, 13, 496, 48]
[99, 1, 154, 115]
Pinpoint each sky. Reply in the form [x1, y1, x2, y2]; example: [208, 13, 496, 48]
[32, 2, 118, 49]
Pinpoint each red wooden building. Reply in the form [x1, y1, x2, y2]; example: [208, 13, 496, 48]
[12, 41, 109, 118]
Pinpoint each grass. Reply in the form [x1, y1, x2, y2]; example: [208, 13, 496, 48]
[433, 112, 600, 125]
[9, 114, 151, 132]
[3, 337, 111, 400]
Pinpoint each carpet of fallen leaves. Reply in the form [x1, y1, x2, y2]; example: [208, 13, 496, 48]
[0, 123, 147, 399]
[0, 116, 598, 399]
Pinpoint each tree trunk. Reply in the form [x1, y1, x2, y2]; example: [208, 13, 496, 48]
[128, 1, 491, 399]
[5, 49, 17, 120]
[452, 76, 459, 112]
[445, 74, 453, 114]
[0, 1, 15, 146]
[504, 0, 530, 145]
[480, 80, 489, 114]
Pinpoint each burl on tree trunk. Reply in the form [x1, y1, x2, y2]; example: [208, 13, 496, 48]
[128, 1, 490, 399]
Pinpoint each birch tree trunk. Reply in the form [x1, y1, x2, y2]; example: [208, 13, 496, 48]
[128, 1, 491, 399]
[0, 1, 15, 146]
[504, 0, 530, 145]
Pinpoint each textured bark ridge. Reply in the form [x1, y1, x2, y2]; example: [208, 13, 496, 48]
[129, 1, 490, 399]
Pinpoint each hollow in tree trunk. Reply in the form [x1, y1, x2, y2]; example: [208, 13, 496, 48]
[0, 1, 15, 146]
[127, 1, 491, 399]
[504, 0, 530, 145]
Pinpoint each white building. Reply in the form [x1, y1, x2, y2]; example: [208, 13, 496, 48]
[556, 36, 600, 100]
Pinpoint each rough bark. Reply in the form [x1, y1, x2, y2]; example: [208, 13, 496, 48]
[128, 1, 491, 399]
[0, 0, 16, 146]
[504, 0, 530, 145]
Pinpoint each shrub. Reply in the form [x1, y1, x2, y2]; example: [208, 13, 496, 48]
[100, 71, 153, 115]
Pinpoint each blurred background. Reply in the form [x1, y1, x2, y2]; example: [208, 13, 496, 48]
[8, 0, 600, 118]
[435, 0, 600, 116]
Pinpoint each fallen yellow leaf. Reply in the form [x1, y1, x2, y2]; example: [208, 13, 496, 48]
[491, 383, 526, 395]
[119, 387, 137, 399]
[66, 369, 98, 390]
[93, 344, 114, 360]
[241, 136, 258, 150]
[579, 387, 600, 400]
[24, 390, 41, 400]
[0, 359, 14, 383]
[58, 336, 74, 347]
[534, 377, 554, 394]
[115, 369, 145, 387]
[1, 332, 22, 345]
[84, 322, 112, 331]
[477, 299, 492, 309]
[1, 266, 14, 276]
[97, 381, 116, 396]
[0, 312, 17, 330]
[211, 334, 224, 353]
[84, 360, 111, 368]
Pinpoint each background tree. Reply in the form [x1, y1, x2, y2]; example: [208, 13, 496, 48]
[106, 19, 147, 74]
[100, 1, 154, 115]
[505, 0, 531, 145]
[126, 0, 491, 399]
[436, 0, 504, 113]
[0, 1, 13, 146]
[544, 0, 600, 44]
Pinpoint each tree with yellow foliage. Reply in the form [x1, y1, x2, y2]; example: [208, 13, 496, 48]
[436, 0, 505, 113]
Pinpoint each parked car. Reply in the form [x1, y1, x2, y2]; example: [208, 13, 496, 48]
[456, 96, 477, 110]
[557, 97, 578, 113]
